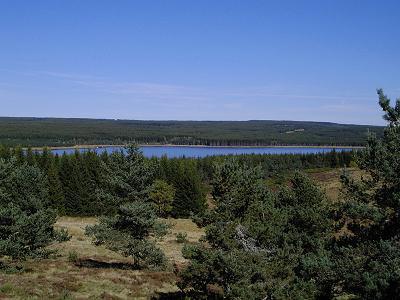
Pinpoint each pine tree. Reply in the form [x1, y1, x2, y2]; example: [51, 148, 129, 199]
[171, 160, 206, 217]
[86, 201, 167, 269]
[149, 179, 175, 217]
[25, 147, 35, 165]
[59, 152, 86, 215]
[331, 89, 400, 298]
[180, 158, 332, 298]
[0, 158, 67, 260]
[95, 144, 156, 215]
[46, 158, 65, 214]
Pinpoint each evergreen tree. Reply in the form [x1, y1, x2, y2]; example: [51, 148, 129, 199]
[180, 158, 331, 298]
[0, 158, 67, 260]
[330, 89, 400, 298]
[86, 200, 167, 269]
[149, 179, 175, 217]
[171, 160, 206, 218]
[25, 147, 35, 165]
[59, 152, 86, 215]
[93, 144, 156, 215]
[12, 145, 24, 165]
[46, 158, 65, 214]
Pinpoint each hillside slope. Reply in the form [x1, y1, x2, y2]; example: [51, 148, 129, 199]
[0, 117, 383, 147]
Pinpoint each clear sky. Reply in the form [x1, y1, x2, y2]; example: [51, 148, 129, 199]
[0, 0, 399, 125]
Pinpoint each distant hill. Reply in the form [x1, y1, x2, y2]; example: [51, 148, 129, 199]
[0, 117, 384, 147]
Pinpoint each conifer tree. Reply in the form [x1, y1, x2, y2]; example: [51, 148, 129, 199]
[149, 179, 175, 217]
[46, 158, 65, 214]
[86, 201, 167, 269]
[0, 158, 67, 260]
[180, 158, 332, 298]
[25, 147, 35, 165]
[94, 144, 156, 215]
[86, 145, 167, 269]
[171, 160, 206, 217]
[331, 89, 400, 298]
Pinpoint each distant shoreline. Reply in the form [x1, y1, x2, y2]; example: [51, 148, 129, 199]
[30, 144, 364, 151]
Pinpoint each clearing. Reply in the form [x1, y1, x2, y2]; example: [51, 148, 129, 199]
[0, 218, 203, 299]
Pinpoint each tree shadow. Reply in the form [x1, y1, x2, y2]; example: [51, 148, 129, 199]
[74, 258, 138, 270]
[152, 291, 223, 300]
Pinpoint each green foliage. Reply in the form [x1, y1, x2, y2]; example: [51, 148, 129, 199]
[55, 227, 72, 242]
[180, 157, 332, 298]
[197, 150, 354, 181]
[0, 262, 24, 274]
[85, 145, 168, 269]
[0, 117, 383, 147]
[0, 283, 14, 294]
[0, 159, 63, 260]
[68, 250, 79, 264]
[95, 145, 156, 213]
[149, 179, 175, 217]
[330, 89, 400, 298]
[86, 201, 167, 269]
[0, 142, 353, 218]
[181, 89, 400, 299]
[59, 151, 102, 216]
[175, 232, 188, 243]
[160, 159, 206, 218]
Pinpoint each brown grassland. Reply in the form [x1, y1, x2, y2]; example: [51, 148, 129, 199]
[0, 218, 203, 299]
[0, 168, 363, 299]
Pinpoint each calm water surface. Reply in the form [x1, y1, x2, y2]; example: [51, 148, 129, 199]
[51, 146, 354, 158]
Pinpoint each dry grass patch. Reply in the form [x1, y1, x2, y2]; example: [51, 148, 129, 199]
[0, 217, 204, 299]
[307, 167, 365, 202]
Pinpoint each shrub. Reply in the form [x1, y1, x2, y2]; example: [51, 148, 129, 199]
[0, 283, 14, 294]
[176, 232, 188, 243]
[86, 201, 168, 269]
[67, 250, 79, 264]
[55, 227, 71, 243]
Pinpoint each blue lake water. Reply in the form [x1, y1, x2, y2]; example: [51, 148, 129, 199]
[50, 146, 355, 158]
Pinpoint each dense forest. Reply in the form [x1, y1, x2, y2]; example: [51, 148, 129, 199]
[0, 117, 383, 147]
[0, 145, 352, 217]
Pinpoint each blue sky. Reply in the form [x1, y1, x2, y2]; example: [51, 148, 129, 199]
[0, 0, 399, 125]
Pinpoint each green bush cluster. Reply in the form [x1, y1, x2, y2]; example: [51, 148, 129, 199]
[179, 89, 400, 299]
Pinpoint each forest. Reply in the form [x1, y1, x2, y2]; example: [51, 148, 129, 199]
[0, 90, 400, 299]
[0, 145, 353, 217]
[0, 117, 383, 147]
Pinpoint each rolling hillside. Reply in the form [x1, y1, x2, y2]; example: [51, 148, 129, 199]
[0, 117, 383, 147]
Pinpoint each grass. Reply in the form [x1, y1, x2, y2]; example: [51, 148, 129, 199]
[0, 217, 204, 299]
[266, 167, 365, 202]
[306, 167, 365, 201]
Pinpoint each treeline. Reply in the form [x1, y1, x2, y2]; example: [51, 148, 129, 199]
[196, 149, 353, 180]
[0, 145, 206, 217]
[0, 145, 353, 217]
[0, 117, 383, 147]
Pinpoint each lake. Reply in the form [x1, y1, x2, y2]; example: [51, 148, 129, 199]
[50, 145, 355, 158]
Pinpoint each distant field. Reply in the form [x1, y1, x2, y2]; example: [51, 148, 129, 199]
[0, 117, 383, 147]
